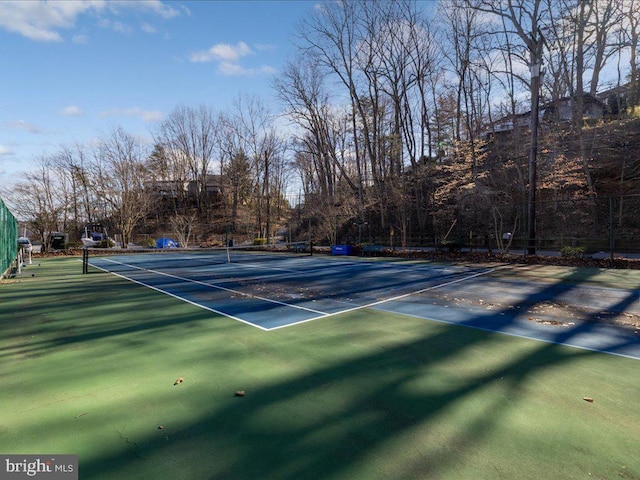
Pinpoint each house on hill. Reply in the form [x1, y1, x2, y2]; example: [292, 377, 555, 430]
[597, 82, 638, 115]
[481, 93, 605, 139]
[187, 174, 223, 200]
[148, 180, 188, 200]
[147, 175, 223, 204]
[483, 111, 532, 137]
[542, 93, 604, 123]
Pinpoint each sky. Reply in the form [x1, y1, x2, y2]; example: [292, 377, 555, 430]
[0, 0, 320, 188]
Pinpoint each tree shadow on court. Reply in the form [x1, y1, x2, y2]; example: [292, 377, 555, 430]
[0, 273, 240, 360]
[67, 267, 640, 479]
[3, 261, 638, 478]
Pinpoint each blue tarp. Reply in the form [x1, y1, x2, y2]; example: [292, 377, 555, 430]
[156, 238, 179, 249]
[331, 245, 353, 255]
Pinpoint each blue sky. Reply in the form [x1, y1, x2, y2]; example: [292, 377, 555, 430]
[0, 0, 319, 187]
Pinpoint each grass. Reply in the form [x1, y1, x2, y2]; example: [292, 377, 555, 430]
[1, 256, 639, 479]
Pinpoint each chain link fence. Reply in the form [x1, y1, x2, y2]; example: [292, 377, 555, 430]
[351, 195, 640, 259]
[0, 196, 18, 277]
[429, 194, 640, 257]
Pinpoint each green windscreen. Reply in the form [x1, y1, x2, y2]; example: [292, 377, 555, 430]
[0, 196, 18, 277]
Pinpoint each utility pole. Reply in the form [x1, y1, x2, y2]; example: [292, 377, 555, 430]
[264, 150, 270, 244]
[527, 28, 544, 256]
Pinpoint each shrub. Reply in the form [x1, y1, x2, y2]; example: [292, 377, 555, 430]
[561, 246, 586, 258]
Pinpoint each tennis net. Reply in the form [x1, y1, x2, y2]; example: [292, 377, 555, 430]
[83, 241, 312, 273]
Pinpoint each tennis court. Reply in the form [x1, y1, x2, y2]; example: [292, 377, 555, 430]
[88, 247, 640, 359]
[3, 254, 640, 480]
[88, 249, 490, 329]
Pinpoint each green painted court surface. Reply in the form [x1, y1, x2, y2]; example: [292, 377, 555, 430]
[1, 257, 639, 479]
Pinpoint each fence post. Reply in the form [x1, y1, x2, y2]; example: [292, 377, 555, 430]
[609, 196, 614, 267]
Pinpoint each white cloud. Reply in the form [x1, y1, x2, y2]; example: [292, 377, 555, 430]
[72, 33, 89, 44]
[0, 145, 13, 157]
[5, 120, 42, 134]
[99, 106, 163, 122]
[0, 1, 100, 42]
[140, 110, 164, 122]
[218, 62, 277, 77]
[61, 105, 83, 116]
[218, 62, 248, 76]
[129, 0, 181, 19]
[189, 41, 277, 77]
[0, 0, 182, 42]
[98, 18, 133, 35]
[189, 42, 253, 63]
[141, 22, 156, 34]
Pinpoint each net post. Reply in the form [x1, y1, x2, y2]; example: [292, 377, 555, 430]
[82, 248, 89, 274]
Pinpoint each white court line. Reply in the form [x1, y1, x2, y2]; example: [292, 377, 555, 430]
[97, 257, 328, 315]
[267, 268, 497, 330]
[88, 262, 271, 331]
[384, 309, 640, 361]
[91, 255, 495, 330]
[87, 258, 640, 360]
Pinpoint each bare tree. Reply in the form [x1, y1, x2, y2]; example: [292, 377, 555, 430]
[586, 0, 623, 96]
[439, 0, 493, 178]
[169, 213, 197, 247]
[93, 127, 153, 248]
[296, 0, 374, 220]
[471, 0, 548, 254]
[6, 157, 65, 250]
[227, 95, 289, 240]
[273, 57, 360, 203]
[52, 144, 97, 235]
[155, 105, 220, 218]
[620, 0, 640, 107]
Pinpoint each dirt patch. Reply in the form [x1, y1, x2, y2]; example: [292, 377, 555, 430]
[521, 300, 640, 330]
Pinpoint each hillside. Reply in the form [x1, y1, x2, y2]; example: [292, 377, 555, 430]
[409, 116, 640, 253]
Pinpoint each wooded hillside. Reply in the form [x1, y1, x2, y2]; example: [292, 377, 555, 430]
[4, 0, 640, 256]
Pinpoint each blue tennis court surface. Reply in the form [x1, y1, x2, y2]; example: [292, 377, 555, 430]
[89, 251, 488, 329]
[89, 251, 640, 359]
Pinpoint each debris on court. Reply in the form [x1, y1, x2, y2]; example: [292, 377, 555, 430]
[174, 377, 184, 385]
[528, 316, 576, 327]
